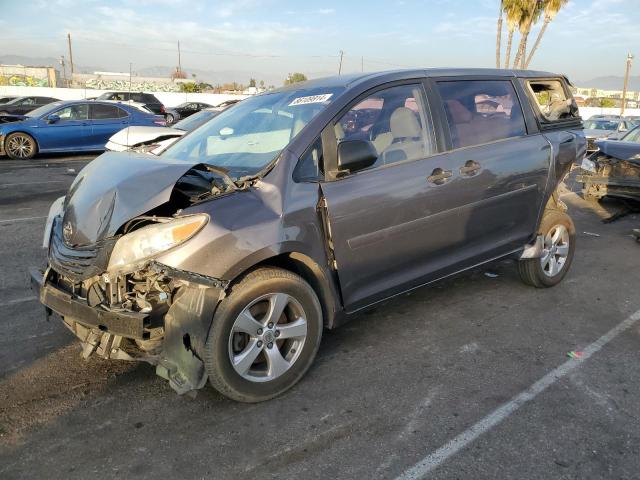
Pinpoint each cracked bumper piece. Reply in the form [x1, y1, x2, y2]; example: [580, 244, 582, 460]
[30, 264, 228, 395]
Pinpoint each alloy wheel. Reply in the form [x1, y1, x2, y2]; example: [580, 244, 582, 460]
[540, 224, 570, 277]
[228, 293, 308, 383]
[6, 134, 35, 158]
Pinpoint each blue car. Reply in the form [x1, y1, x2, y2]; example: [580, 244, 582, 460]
[0, 100, 166, 159]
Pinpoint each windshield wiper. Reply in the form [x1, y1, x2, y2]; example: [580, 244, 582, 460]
[200, 164, 239, 191]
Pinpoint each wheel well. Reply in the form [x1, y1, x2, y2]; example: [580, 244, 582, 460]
[231, 253, 339, 328]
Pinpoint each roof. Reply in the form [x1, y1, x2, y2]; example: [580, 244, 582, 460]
[274, 68, 560, 93]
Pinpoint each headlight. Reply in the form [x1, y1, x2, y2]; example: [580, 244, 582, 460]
[107, 214, 208, 272]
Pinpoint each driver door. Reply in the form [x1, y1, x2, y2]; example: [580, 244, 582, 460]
[37, 103, 91, 150]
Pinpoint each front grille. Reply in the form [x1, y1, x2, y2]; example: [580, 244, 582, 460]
[48, 217, 115, 281]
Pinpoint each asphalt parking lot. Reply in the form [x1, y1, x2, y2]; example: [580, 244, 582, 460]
[1, 154, 639, 480]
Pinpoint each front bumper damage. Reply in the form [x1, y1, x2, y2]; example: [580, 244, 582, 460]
[577, 156, 640, 201]
[30, 261, 229, 395]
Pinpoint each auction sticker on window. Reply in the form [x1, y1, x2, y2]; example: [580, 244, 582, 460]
[289, 94, 333, 106]
[581, 158, 596, 173]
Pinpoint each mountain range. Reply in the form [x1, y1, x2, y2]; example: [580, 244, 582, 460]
[2, 54, 638, 91]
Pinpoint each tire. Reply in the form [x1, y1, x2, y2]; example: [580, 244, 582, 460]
[518, 210, 576, 288]
[165, 114, 174, 125]
[204, 267, 323, 403]
[5, 132, 37, 159]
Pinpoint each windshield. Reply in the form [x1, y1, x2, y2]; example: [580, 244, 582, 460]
[622, 126, 640, 143]
[173, 109, 220, 132]
[584, 119, 619, 131]
[26, 101, 64, 118]
[162, 86, 342, 177]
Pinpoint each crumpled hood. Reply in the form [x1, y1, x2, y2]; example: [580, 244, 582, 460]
[108, 126, 185, 147]
[584, 128, 615, 139]
[62, 151, 197, 246]
[595, 139, 640, 164]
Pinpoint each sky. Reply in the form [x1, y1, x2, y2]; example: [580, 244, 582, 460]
[0, 0, 638, 84]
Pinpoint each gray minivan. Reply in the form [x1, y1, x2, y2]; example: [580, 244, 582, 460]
[32, 69, 585, 402]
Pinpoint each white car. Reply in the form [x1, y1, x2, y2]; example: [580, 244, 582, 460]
[105, 104, 237, 155]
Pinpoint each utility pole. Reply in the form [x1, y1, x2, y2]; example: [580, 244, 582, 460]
[129, 62, 132, 93]
[338, 50, 344, 75]
[60, 55, 67, 87]
[67, 33, 75, 76]
[621, 53, 633, 115]
[361, 56, 364, 72]
[178, 40, 182, 75]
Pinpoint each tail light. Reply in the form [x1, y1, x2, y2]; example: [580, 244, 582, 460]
[160, 105, 166, 114]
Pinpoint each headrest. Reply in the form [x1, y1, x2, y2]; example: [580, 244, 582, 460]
[390, 107, 421, 138]
[446, 100, 472, 124]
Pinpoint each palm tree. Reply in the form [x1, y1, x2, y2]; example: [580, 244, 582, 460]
[524, 0, 568, 68]
[496, 1, 504, 68]
[503, 1, 524, 69]
[513, 0, 543, 69]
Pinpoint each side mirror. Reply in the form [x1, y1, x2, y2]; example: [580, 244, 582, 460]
[337, 140, 378, 173]
[46, 114, 60, 124]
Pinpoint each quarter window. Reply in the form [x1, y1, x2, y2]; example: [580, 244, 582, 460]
[294, 137, 323, 182]
[437, 80, 526, 149]
[55, 104, 89, 121]
[527, 79, 578, 122]
[334, 84, 435, 169]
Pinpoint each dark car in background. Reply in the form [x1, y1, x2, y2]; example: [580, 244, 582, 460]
[578, 124, 640, 202]
[0, 100, 165, 159]
[165, 101, 212, 124]
[583, 117, 634, 152]
[32, 69, 584, 402]
[96, 91, 166, 116]
[0, 95, 60, 116]
[0, 96, 18, 105]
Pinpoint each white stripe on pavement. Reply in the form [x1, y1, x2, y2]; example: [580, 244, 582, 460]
[0, 181, 65, 187]
[0, 296, 37, 307]
[395, 308, 640, 480]
[0, 216, 46, 224]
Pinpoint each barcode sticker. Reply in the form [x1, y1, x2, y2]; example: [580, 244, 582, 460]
[289, 94, 333, 107]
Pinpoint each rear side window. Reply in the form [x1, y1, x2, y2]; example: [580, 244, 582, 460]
[527, 79, 579, 122]
[55, 104, 89, 121]
[90, 104, 127, 119]
[437, 80, 526, 149]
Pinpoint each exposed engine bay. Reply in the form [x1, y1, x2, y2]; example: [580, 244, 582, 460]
[577, 146, 640, 202]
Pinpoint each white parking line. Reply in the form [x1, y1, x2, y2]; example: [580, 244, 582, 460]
[0, 181, 65, 187]
[395, 307, 640, 480]
[0, 216, 47, 224]
[0, 296, 37, 307]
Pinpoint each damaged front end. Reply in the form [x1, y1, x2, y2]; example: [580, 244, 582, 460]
[577, 140, 640, 201]
[29, 152, 248, 395]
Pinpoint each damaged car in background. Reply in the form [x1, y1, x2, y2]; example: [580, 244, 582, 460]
[583, 117, 634, 153]
[31, 69, 584, 402]
[105, 100, 242, 154]
[578, 125, 640, 202]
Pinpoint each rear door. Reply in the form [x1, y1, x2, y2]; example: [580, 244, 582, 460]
[36, 103, 90, 150]
[432, 78, 551, 260]
[88, 103, 129, 149]
[319, 82, 464, 311]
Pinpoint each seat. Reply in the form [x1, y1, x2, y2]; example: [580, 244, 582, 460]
[380, 107, 424, 164]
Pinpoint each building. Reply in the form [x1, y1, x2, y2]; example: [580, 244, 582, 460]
[0, 64, 59, 87]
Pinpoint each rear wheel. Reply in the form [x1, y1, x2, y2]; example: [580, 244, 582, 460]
[165, 113, 174, 125]
[518, 210, 576, 288]
[204, 267, 323, 403]
[5, 132, 37, 159]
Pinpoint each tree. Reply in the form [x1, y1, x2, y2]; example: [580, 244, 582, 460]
[171, 67, 187, 80]
[600, 98, 616, 108]
[496, 1, 503, 68]
[259, 80, 265, 89]
[249, 78, 256, 87]
[512, 0, 544, 69]
[524, 0, 568, 68]
[179, 82, 201, 93]
[284, 72, 308, 85]
[502, 0, 525, 69]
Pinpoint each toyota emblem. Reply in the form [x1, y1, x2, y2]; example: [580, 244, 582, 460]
[62, 221, 73, 243]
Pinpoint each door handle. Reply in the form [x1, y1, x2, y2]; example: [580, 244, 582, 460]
[459, 160, 481, 177]
[427, 168, 452, 185]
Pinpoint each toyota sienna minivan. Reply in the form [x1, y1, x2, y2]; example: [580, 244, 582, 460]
[32, 68, 585, 402]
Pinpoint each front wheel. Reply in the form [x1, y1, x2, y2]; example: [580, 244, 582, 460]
[204, 267, 323, 402]
[5, 132, 37, 159]
[165, 113, 174, 125]
[518, 210, 576, 288]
